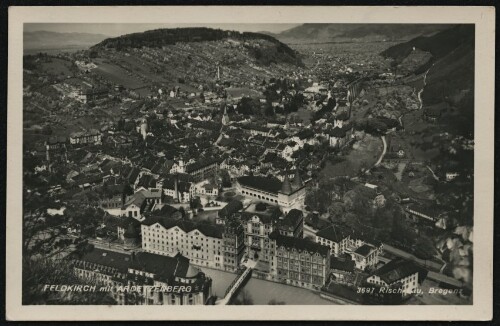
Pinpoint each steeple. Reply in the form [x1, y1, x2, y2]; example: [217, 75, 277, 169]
[280, 170, 293, 195]
[292, 167, 304, 189]
[222, 105, 230, 126]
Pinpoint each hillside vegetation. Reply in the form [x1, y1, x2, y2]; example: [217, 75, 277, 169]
[382, 25, 474, 137]
[92, 27, 302, 67]
[276, 24, 450, 43]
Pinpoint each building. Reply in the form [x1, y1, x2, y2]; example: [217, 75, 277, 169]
[72, 247, 213, 305]
[365, 258, 422, 297]
[141, 217, 241, 270]
[275, 209, 304, 238]
[44, 136, 68, 165]
[162, 176, 192, 203]
[222, 105, 230, 126]
[235, 170, 306, 212]
[315, 224, 352, 257]
[351, 244, 379, 271]
[316, 224, 381, 270]
[221, 216, 245, 272]
[192, 180, 219, 197]
[241, 203, 283, 263]
[185, 159, 219, 182]
[329, 256, 356, 285]
[269, 232, 331, 289]
[77, 87, 108, 104]
[69, 129, 102, 145]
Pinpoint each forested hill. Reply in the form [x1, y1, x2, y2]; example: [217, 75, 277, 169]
[380, 24, 474, 62]
[91, 27, 302, 66]
[275, 24, 450, 43]
[383, 24, 475, 138]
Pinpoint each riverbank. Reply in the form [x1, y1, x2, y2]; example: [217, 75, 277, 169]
[201, 266, 339, 305]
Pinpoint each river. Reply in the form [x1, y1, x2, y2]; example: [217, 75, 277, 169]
[200, 267, 337, 305]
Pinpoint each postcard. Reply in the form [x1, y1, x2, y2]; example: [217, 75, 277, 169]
[6, 5, 494, 321]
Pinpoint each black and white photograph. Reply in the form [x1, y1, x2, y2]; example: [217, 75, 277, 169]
[6, 5, 494, 321]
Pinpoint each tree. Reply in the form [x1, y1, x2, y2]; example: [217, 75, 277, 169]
[255, 202, 267, 211]
[23, 257, 115, 305]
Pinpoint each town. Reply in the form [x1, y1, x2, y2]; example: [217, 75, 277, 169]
[22, 25, 474, 306]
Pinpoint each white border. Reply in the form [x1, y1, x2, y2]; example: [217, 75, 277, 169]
[7, 6, 495, 321]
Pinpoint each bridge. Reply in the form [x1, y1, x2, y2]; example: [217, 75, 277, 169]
[215, 267, 253, 305]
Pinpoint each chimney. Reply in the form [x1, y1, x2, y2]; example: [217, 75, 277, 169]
[174, 174, 180, 203]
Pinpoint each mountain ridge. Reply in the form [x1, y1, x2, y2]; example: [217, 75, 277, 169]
[275, 24, 452, 43]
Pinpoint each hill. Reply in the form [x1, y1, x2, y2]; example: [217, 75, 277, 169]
[24, 31, 109, 54]
[91, 27, 302, 67]
[383, 25, 475, 137]
[275, 24, 450, 43]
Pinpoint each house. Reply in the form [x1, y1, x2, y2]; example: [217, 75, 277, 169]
[185, 159, 219, 182]
[69, 129, 102, 145]
[351, 244, 379, 271]
[162, 176, 192, 203]
[329, 256, 356, 285]
[365, 258, 422, 297]
[192, 180, 219, 197]
[236, 171, 306, 212]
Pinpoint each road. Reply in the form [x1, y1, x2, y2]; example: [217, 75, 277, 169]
[374, 135, 387, 167]
[426, 165, 440, 181]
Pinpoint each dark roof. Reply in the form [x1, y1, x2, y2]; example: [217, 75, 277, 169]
[316, 224, 351, 242]
[330, 257, 355, 272]
[354, 244, 376, 256]
[237, 175, 283, 193]
[185, 158, 219, 173]
[218, 199, 243, 218]
[130, 252, 190, 281]
[292, 169, 304, 189]
[372, 258, 421, 284]
[328, 127, 347, 138]
[278, 209, 303, 229]
[280, 174, 293, 194]
[142, 217, 223, 239]
[270, 232, 330, 256]
[295, 129, 314, 140]
[335, 111, 350, 121]
[76, 247, 131, 273]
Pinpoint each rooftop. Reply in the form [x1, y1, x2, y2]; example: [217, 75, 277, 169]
[270, 232, 330, 257]
[371, 258, 422, 284]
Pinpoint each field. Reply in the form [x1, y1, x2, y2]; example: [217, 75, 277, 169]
[320, 134, 382, 178]
[93, 58, 145, 90]
[226, 87, 260, 98]
[39, 58, 74, 77]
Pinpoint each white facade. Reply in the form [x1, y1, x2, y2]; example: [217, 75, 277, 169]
[366, 272, 419, 296]
[142, 223, 224, 269]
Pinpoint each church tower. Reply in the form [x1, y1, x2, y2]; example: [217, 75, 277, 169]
[222, 105, 230, 126]
[280, 171, 293, 195]
[292, 167, 304, 190]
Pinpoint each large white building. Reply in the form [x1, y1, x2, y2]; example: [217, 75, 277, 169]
[141, 218, 225, 270]
[235, 170, 306, 213]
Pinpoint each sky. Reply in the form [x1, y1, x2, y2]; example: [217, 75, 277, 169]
[24, 23, 300, 36]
